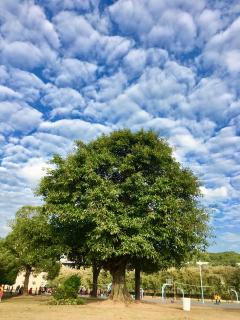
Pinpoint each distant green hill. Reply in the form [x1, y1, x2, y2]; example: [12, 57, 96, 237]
[200, 251, 240, 266]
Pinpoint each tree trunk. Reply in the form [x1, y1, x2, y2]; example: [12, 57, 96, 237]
[135, 265, 141, 301]
[23, 267, 31, 295]
[109, 261, 132, 303]
[91, 263, 101, 298]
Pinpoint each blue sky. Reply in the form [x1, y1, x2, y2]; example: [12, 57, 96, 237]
[0, 0, 240, 252]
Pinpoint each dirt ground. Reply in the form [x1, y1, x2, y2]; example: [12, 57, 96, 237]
[0, 296, 240, 320]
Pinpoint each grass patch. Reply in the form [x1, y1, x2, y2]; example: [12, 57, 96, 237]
[49, 297, 85, 305]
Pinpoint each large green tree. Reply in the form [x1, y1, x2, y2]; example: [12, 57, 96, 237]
[38, 130, 209, 302]
[6, 206, 61, 294]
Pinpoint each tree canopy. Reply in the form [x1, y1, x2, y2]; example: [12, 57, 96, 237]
[38, 129, 209, 301]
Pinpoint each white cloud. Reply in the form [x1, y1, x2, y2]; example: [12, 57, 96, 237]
[84, 70, 128, 102]
[53, 11, 97, 51]
[41, 85, 85, 117]
[122, 49, 147, 79]
[54, 58, 97, 88]
[147, 9, 197, 52]
[200, 186, 228, 202]
[53, 11, 133, 63]
[0, 180, 42, 236]
[21, 132, 72, 157]
[0, 157, 43, 227]
[0, 84, 22, 100]
[0, 101, 42, 133]
[0, 1, 60, 72]
[0, 65, 8, 81]
[221, 232, 240, 243]
[146, 48, 169, 67]
[7, 68, 44, 103]
[187, 77, 234, 122]
[103, 36, 133, 65]
[17, 157, 51, 185]
[1, 41, 44, 70]
[39, 0, 96, 13]
[109, 0, 154, 36]
[181, 118, 216, 140]
[39, 119, 112, 141]
[109, 0, 200, 52]
[0, 67, 44, 102]
[85, 91, 152, 126]
[210, 231, 240, 252]
[126, 66, 190, 117]
[230, 175, 240, 191]
[169, 128, 206, 153]
[165, 61, 196, 87]
[224, 50, 240, 72]
[0, 0, 59, 49]
[85, 7, 111, 34]
[12, 108, 42, 133]
[0, 134, 5, 145]
[209, 124, 240, 143]
[202, 16, 240, 73]
[197, 9, 222, 43]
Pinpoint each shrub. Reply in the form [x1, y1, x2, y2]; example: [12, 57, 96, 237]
[53, 275, 81, 300]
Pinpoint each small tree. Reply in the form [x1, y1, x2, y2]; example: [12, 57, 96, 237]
[0, 239, 19, 285]
[6, 206, 61, 294]
[38, 130, 209, 302]
[53, 275, 81, 300]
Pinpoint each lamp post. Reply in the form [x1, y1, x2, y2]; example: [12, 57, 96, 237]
[196, 261, 209, 303]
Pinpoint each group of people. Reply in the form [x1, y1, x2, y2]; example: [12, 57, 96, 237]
[28, 286, 52, 295]
[79, 286, 107, 297]
[0, 284, 16, 299]
[0, 284, 54, 299]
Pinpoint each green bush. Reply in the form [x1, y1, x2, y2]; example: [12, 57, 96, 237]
[53, 274, 81, 300]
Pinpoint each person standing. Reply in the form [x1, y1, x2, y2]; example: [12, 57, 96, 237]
[0, 285, 4, 302]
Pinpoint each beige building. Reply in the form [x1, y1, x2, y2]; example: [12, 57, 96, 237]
[13, 271, 47, 292]
[13, 257, 74, 291]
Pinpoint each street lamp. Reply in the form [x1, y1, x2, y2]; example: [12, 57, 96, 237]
[196, 261, 209, 304]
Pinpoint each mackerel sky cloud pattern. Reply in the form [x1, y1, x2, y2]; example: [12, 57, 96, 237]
[0, 0, 240, 252]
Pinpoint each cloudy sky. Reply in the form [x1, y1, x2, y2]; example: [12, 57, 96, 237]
[0, 0, 240, 252]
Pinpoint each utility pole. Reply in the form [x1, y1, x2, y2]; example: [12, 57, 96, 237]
[196, 261, 209, 304]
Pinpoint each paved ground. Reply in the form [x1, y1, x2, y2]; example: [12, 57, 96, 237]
[144, 297, 240, 309]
